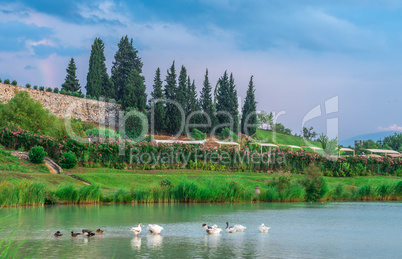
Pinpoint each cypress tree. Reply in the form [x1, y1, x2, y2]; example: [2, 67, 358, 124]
[61, 58, 81, 93]
[111, 35, 143, 101]
[121, 70, 146, 112]
[186, 77, 201, 124]
[86, 38, 105, 98]
[216, 71, 231, 131]
[176, 65, 188, 112]
[241, 76, 258, 135]
[150, 68, 166, 133]
[229, 73, 239, 133]
[200, 69, 216, 133]
[164, 61, 180, 134]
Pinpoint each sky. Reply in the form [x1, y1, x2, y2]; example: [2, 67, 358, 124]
[1, 0, 402, 140]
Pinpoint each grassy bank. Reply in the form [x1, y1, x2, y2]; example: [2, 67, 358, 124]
[1, 148, 401, 206]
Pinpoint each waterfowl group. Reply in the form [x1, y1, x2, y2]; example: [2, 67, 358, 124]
[55, 222, 270, 238]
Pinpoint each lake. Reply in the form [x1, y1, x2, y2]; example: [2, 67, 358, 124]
[0, 202, 401, 258]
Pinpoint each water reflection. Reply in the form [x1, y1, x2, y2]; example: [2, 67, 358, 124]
[130, 237, 142, 251]
[203, 233, 222, 248]
[146, 234, 163, 248]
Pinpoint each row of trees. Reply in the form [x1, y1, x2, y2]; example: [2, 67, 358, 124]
[60, 36, 258, 137]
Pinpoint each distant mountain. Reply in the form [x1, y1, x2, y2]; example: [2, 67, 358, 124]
[339, 131, 398, 147]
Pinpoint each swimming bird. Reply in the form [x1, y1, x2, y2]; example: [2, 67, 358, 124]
[71, 232, 81, 237]
[131, 223, 142, 236]
[225, 222, 237, 233]
[258, 224, 270, 233]
[202, 224, 222, 235]
[147, 224, 164, 235]
[82, 229, 93, 234]
[233, 224, 246, 232]
[96, 229, 104, 235]
[54, 231, 63, 237]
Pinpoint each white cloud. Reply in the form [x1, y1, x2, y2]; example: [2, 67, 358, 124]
[378, 124, 402, 132]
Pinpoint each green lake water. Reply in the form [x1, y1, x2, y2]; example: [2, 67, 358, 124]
[0, 202, 401, 258]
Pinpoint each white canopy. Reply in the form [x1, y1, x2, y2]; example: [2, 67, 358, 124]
[363, 148, 400, 155]
[339, 147, 354, 152]
[252, 143, 278, 147]
[303, 146, 323, 150]
[154, 139, 206, 145]
[215, 141, 240, 146]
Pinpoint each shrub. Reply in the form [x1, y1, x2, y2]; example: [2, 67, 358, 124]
[39, 86, 45, 91]
[72, 91, 79, 97]
[25, 83, 31, 88]
[28, 145, 46, 164]
[33, 85, 38, 90]
[190, 128, 206, 140]
[59, 151, 77, 169]
[221, 127, 238, 141]
[53, 88, 59, 93]
[301, 164, 328, 201]
[60, 89, 66, 94]
[93, 96, 98, 100]
[11, 80, 17, 86]
[160, 179, 172, 187]
[67, 91, 72, 96]
[86, 94, 92, 99]
[125, 108, 148, 140]
[85, 127, 120, 139]
[4, 79, 10, 84]
[46, 87, 52, 92]
[79, 93, 85, 98]
[0, 78, 2, 83]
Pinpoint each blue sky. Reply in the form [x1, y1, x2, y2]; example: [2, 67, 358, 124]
[1, 0, 402, 140]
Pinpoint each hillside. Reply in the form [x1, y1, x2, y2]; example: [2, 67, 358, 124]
[254, 129, 322, 148]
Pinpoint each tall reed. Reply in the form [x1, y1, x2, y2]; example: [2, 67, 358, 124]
[0, 180, 46, 206]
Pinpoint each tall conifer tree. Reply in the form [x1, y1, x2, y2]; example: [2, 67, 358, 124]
[186, 77, 201, 125]
[200, 69, 216, 133]
[229, 73, 239, 133]
[111, 36, 143, 101]
[86, 38, 106, 98]
[216, 71, 231, 131]
[150, 68, 166, 133]
[164, 61, 180, 134]
[241, 76, 258, 135]
[61, 58, 81, 93]
[121, 70, 146, 112]
[176, 65, 188, 112]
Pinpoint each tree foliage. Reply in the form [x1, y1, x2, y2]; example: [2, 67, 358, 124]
[111, 36, 143, 101]
[200, 69, 216, 133]
[241, 76, 258, 136]
[164, 61, 181, 134]
[150, 67, 166, 133]
[61, 58, 81, 93]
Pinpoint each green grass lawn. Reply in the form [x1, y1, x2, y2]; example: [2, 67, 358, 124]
[255, 129, 322, 149]
[0, 149, 84, 188]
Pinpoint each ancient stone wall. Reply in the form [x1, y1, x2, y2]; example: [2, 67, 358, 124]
[0, 83, 121, 125]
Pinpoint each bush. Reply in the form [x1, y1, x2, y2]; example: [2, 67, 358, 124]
[86, 94, 92, 99]
[0, 91, 59, 136]
[53, 88, 59, 93]
[221, 127, 238, 141]
[46, 87, 52, 92]
[67, 91, 72, 96]
[33, 85, 38, 90]
[39, 86, 45, 91]
[72, 91, 79, 97]
[190, 128, 206, 140]
[59, 151, 77, 169]
[301, 164, 328, 201]
[85, 127, 120, 139]
[79, 93, 85, 98]
[25, 83, 31, 88]
[0, 78, 2, 83]
[11, 80, 17, 86]
[28, 145, 46, 164]
[60, 89, 66, 95]
[4, 79, 10, 84]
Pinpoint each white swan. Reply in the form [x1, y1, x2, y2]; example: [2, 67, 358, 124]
[234, 224, 246, 232]
[258, 223, 270, 233]
[147, 224, 164, 235]
[202, 224, 222, 235]
[225, 222, 237, 233]
[131, 223, 142, 236]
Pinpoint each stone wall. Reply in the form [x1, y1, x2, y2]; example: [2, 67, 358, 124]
[0, 83, 121, 125]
